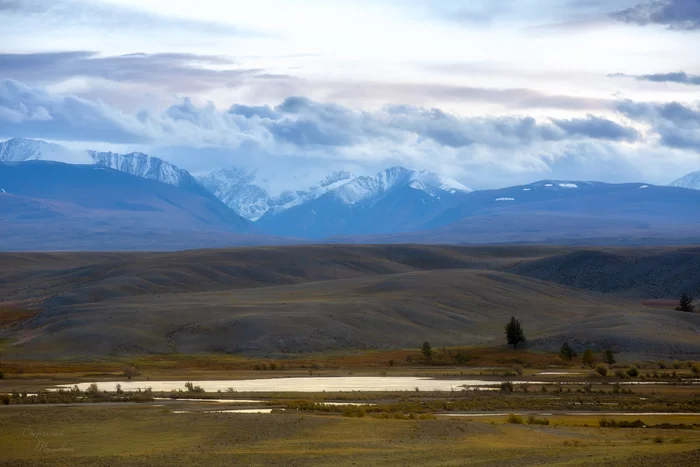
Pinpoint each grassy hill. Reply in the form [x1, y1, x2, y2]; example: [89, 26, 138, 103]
[1, 245, 699, 359]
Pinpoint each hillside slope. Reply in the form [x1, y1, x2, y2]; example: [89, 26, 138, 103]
[1, 245, 699, 359]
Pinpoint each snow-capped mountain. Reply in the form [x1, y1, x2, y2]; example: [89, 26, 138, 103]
[198, 168, 356, 220]
[255, 167, 471, 238]
[89, 151, 201, 190]
[1, 138, 219, 200]
[0, 137, 90, 164]
[330, 167, 470, 205]
[670, 172, 700, 190]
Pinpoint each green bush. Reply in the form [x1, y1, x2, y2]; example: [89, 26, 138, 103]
[506, 414, 524, 424]
[599, 418, 645, 428]
[527, 415, 550, 426]
[595, 364, 608, 377]
[513, 365, 524, 376]
[692, 364, 700, 375]
[626, 366, 639, 377]
[184, 382, 205, 393]
[500, 382, 514, 393]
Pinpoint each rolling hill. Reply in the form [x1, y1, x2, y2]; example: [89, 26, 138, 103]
[1, 245, 699, 359]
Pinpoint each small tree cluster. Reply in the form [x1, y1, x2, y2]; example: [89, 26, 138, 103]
[675, 294, 695, 313]
[559, 342, 577, 361]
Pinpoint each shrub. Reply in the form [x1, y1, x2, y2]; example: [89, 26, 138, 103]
[115, 384, 123, 395]
[653, 436, 664, 444]
[626, 366, 639, 377]
[184, 382, 204, 393]
[0, 370, 4, 380]
[692, 364, 700, 375]
[614, 369, 627, 379]
[673, 360, 681, 369]
[421, 341, 433, 360]
[123, 366, 140, 380]
[507, 414, 524, 424]
[559, 342, 577, 361]
[582, 349, 595, 368]
[603, 350, 616, 365]
[657, 360, 667, 370]
[599, 418, 645, 428]
[500, 382, 514, 393]
[87, 383, 100, 396]
[527, 415, 550, 426]
[513, 364, 524, 376]
[595, 364, 608, 377]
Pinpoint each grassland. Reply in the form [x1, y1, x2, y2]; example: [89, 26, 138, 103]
[0, 405, 699, 466]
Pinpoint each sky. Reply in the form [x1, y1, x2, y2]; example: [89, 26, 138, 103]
[1, 0, 700, 189]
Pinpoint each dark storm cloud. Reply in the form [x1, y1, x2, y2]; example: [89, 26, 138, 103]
[613, 0, 700, 30]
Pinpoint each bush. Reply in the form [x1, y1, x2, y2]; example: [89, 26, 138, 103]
[595, 364, 608, 377]
[123, 366, 140, 380]
[582, 349, 594, 368]
[513, 364, 524, 376]
[626, 366, 639, 377]
[184, 382, 205, 393]
[673, 360, 681, 369]
[559, 342, 577, 361]
[614, 369, 627, 379]
[527, 415, 550, 426]
[506, 414, 524, 424]
[115, 384, 123, 395]
[603, 350, 616, 365]
[599, 418, 645, 428]
[0, 370, 4, 380]
[500, 381, 514, 393]
[87, 383, 100, 396]
[692, 364, 700, 375]
[657, 360, 667, 370]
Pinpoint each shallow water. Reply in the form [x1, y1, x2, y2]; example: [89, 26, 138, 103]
[55, 376, 700, 393]
[58, 377, 506, 393]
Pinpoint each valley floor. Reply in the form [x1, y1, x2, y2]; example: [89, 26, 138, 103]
[1, 405, 699, 466]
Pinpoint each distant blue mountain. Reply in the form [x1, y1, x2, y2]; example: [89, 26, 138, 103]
[255, 167, 471, 238]
[364, 180, 700, 244]
[0, 160, 277, 250]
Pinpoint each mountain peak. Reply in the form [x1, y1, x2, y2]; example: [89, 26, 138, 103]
[671, 171, 700, 190]
[1, 137, 89, 164]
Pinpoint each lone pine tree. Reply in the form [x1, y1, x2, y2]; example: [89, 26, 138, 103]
[505, 317, 526, 349]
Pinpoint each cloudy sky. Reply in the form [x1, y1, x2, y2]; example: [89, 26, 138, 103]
[1, 0, 699, 189]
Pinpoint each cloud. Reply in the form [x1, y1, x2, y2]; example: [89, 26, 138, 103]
[0, 79, 148, 143]
[1, 78, 695, 187]
[552, 115, 641, 141]
[0, 51, 261, 93]
[612, 0, 700, 30]
[610, 71, 700, 85]
[0, 0, 265, 36]
[617, 100, 700, 149]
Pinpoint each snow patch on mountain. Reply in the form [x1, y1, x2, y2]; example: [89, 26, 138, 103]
[671, 172, 700, 190]
[331, 167, 470, 205]
[199, 168, 356, 220]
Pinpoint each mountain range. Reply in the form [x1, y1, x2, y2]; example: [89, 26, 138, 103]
[4, 136, 700, 250]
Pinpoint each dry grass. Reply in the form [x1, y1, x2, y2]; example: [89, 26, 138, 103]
[0, 406, 698, 466]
